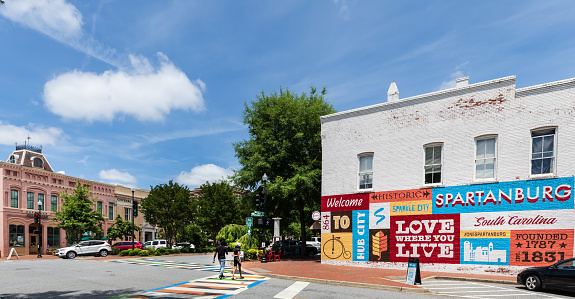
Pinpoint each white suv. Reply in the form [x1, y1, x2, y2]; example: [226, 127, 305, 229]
[54, 240, 111, 259]
[307, 237, 321, 251]
[145, 239, 168, 249]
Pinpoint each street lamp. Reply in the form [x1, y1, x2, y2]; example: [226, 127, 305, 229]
[261, 173, 268, 263]
[37, 200, 42, 258]
[131, 187, 135, 250]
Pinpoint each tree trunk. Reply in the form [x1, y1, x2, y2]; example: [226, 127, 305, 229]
[298, 196, 307, 256]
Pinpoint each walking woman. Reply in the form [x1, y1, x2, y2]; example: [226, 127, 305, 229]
[231, 243, 244, 280]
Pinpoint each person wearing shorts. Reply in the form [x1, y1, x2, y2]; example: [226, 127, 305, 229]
[231, 243, 244, 280]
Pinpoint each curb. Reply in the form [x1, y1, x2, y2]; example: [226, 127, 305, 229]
[246, 269, 431, 294]
[428, 275, 518, 285]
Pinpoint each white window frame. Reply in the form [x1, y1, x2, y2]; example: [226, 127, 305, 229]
[358, 153, 374, 191]
[423, 143, 443, 186]
[474, 135, 497, 182]
[530, 127, 557, 177]
[124, 207, 131, 221]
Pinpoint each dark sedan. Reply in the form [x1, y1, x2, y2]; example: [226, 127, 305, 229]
[517, 257, 575, 291]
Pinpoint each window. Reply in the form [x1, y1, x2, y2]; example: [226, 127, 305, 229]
[38, 194, 44, 210]
[51, 195, 57, 212]
[33, 157, 43, 168]
[9, 155, 15, 163]
[47, 227, 60, 247]
[531, 128, 556, 175]
[124, 207, 131, 221]
[424, 144, 442, 184]
[9, 224, 25, 247]
[27, 192, 34, 209]
[358, 154, 373, 189]
[97, 201, 103, 214]
[475, 137, 496, 180]
[108, 205, 114, 220]
[11, 190, 18, 208]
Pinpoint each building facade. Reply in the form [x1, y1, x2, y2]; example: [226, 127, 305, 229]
[320, 75, 575, 273]
[0, 145, 116, 257]
[114, 185, 154, 242]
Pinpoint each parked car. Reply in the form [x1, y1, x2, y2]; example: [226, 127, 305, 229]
[54, 240, 111, 259]
[517, 257, 575, 291]
[174, 242, 195, 250]
[111, 241, 143, 251]
[272, 239, 318, 257]
[145, 239, 168, 249]
[307, 237, 321, 251]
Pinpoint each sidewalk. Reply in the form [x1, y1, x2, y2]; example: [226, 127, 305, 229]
[242, 258, 518, 294]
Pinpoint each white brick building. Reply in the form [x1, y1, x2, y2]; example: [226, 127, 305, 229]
[320, 75, 575, 273]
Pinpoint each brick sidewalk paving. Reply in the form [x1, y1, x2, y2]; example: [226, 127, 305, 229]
[242, 259, 517, 292]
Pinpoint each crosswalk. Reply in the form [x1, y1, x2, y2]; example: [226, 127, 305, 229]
[123, 274, 268, 298]
[105, 258, 233, 272]
[424, 280, 567, 299]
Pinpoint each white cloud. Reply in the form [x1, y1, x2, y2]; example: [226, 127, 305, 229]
[99, 169, 137, 185]
[0, 122, 66, 146]
[437, 70, 465, 91]
[43, 53, 206, 122]
[176, 164, 234, 187]
[0, 0, 83, 42]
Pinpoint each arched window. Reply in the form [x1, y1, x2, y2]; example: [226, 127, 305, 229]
[9, 155, 15, 163]
[33, 157, 43, 168]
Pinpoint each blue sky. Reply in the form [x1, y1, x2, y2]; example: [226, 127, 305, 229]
[1, 1, 574, 190]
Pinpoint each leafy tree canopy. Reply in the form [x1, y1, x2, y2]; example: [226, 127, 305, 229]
[53, 182, 106, 244]
[141, 180, 194, 248]
[233, 86, 336, 253]
[215, 224, 247, 245]
[106, 215, 142, 242]
[196, 180, 242, 241]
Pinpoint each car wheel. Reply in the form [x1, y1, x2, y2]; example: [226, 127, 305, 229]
[99, 249, 109, 257]
[66, 251, 76, 259]
[525, 275, 542, 291]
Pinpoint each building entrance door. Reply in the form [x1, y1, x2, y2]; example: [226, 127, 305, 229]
[29, 224, 41, 254]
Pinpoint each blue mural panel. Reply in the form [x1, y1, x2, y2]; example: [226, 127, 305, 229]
[352, 210, 369, 261]
[433, 177, 574, 214]
[460, 238, 510, 265]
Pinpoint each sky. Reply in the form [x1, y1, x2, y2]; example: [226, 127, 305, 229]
[1, 0, 575, 190]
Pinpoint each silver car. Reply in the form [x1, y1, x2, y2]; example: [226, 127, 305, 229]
[54, 240, 111, 259]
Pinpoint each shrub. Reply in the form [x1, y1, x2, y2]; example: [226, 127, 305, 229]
[157, 247, 166, 255]
[173, 249, 181, 254]
[111, 247, 121, 255]
[129, 249, 138, 256]
[138, 250, 149, 256]
[246, 249, 258, 260]
[154, 251, 162, 256]
[119, 250, 130, 256]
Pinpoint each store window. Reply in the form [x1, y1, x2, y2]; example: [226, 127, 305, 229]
[27, 192, 34, 209]
[475, 137, 496, 180]
[358, 153, 373, 190]
[531, 128, 556, 175]
[424, 144, 442, 184]
[51, 195, 58, 212]
[11, 190, 18, 208]
[47, 227, 60, 247]
[9, 224, 25, 247]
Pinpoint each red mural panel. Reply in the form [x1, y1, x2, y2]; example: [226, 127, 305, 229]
[390, 214, 460, 263]
[509, 229, 574, 266]
[322, 193, 370, 212]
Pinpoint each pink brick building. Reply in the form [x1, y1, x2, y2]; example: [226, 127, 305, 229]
[0, 144, 116, 258]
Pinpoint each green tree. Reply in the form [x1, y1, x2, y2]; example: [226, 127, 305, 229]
[233, 86, 335, 255]
[196, 180, 242, 241]
[106, 215, 142, 242]
[215, 224, 247, 245]
[176, 223, 207, 247]
[141, 180, 194, 248]
[53, 182, 106, 244]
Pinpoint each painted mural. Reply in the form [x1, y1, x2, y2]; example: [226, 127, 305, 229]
[321, 177, 575, 267]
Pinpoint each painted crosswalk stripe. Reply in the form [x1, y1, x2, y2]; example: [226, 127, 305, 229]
[274, 281, 309, 299]
[119, 274, 268, 298]
[105, 258, 233, 272]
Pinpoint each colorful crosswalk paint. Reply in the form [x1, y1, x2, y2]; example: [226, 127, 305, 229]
[116, 274, 268, 298]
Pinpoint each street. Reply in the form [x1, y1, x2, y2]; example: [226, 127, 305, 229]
[1, 255, 574, 299]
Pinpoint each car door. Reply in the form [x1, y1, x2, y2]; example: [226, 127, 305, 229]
[548, 259, 575, 290]
[75, 241, 91, 255]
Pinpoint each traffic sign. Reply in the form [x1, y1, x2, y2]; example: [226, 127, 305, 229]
[312, 211, 320, 221]
[251, 211, 264, 217]
[246, 217, 253, 227]
[247, 227, 251, 236]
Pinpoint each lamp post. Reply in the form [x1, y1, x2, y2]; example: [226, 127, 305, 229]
[37, 200, 42, 258]
[131, 188, 135, 250]
[261, 173, 268, 263]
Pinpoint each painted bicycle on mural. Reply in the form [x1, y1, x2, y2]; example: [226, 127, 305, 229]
[323, 234, 351, 259]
